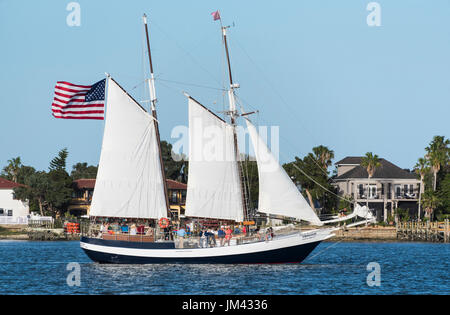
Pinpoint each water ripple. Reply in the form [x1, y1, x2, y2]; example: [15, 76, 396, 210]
[0, 241, 448, 294]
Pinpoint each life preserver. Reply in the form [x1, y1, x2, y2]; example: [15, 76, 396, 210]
[158, 217, 170, 228]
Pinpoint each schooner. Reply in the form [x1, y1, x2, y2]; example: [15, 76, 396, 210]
[80, 13, 374, 264]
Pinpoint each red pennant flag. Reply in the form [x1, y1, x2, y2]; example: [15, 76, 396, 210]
[211, 10, 221, 21]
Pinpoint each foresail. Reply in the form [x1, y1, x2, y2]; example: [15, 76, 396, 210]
[89, 77, 167, 219]
[185, 97, 244, 222]
[245, 119, 322, 225]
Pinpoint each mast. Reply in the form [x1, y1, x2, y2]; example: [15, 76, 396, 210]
[221, 25, 249, 222]
[143, 13, 171, 218]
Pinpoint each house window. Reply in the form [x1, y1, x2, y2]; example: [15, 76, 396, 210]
[181, 190, 186, 204]
[359, 184, 364, 197]
[368, 185, 377, 199]
[171, 191, 178, 204]
[7, 210, 13, 217]
[395, 185, 401, 198]
[0, 208, 4, 216]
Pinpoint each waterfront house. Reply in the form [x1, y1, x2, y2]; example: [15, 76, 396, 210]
[0, 177, 29, 224]
[68, 179, 96, 217]
[166, 179, 187, 224]
[333, 157, 420, 222]
[67, 178, 187, 219]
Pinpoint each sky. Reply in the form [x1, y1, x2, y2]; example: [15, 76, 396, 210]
[0, 0, 449, 174]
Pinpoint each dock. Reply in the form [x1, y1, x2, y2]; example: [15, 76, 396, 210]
[27, 219, 81, 241]
[396, 220, 449, 243]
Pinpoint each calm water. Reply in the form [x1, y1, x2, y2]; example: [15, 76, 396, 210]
[0, 240, 448, 295]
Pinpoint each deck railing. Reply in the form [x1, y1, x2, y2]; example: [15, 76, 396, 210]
[83, 223, 282, 248]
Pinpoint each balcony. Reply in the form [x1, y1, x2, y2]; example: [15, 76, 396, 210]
[357, 190, 419, 201]
[70, 197, 91, 206]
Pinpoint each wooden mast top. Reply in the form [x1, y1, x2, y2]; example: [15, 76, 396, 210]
[220, 21, 249, 222]
[143, 13, 171, 218]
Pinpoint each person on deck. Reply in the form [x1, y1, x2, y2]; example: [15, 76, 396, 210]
[137, 224, 145, 235]
[212, 228, 218, 246]
[199, 229, 206, 248]
[177, 226, 186, 248]
[111, 222, 120, 234]
[100, 222, 107, 234]
[269, 227, 274, 240]
[218, 226, 226, 246]
[207, 228, 216, 247]
[121, 223, 129, 234]
[130, 224, 137, 235]
[258, 228, 265, 241]
[225, 226, 233, 246]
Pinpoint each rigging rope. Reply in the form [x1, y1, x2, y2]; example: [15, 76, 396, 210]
[234, 94, 354, 205]
[157, 78, 226, 92]
[150, 20, 224, 88]
[231, 38, 340, 183]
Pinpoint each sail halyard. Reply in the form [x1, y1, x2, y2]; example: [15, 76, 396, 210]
[143, 14, 171, 217]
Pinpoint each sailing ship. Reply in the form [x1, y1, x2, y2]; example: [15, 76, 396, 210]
[80, 14, 374, 264]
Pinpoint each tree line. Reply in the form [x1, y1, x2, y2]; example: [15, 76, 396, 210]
[2, 136, 448, 221]
[1, 141, 187, 218]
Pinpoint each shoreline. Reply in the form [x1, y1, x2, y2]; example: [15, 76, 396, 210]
[0, 226, 447, 243]
[0, 236, 444, 244]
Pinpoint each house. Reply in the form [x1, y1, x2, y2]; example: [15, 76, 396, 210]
[0, 177, 29, 224]
[67, 179, 96, 217]
[166, 179, 187, 224]
[333, 157, 420, 222]
[67, 178, 187, 219]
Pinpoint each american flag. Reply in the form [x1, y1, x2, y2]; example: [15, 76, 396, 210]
[52, 79, 106, 120]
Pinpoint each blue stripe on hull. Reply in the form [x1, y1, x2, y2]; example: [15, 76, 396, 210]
[80, 236, 176, 249]
[81, 238, 322, 264]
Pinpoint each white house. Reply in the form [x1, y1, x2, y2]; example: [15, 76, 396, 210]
[0, 177, 29, 224]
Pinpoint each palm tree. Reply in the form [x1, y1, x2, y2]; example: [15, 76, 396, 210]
[414, 157, 430, 220]
[2, 157, 22, 183]
[421, 190, 440, 220]
[425, 136, 450, 191]
[311, 145, 335, 173]
[361, 152, 381, 208]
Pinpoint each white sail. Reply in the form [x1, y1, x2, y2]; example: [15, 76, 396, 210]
[90, 77, 168, 219]
[185, 96, 244, 222]
[245, 119, 322, 225]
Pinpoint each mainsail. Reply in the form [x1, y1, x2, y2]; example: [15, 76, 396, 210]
[184, 96, 244, 222]
[89, 77, 168, 219]
[245, 118, 322, 225]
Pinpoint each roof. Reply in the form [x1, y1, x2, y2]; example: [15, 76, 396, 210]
[0, 177, 23, 189]
[73, 179, 96, 190]
[166, 179, 187, 190]
[72, 178, 187, 190]
[335, 157, 364, 165]
[334, 158, 417, 180]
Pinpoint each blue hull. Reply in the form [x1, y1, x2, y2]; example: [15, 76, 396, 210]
[80, 237, 322, 264]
